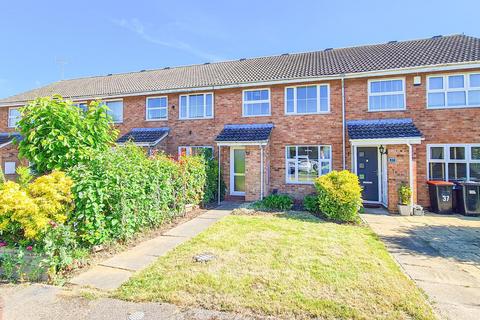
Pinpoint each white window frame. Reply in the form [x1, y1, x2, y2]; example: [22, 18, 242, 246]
[103, 99, 124, 123]
[285, 145, 332, 184]
[367, 78, 406, 111]
[427, 72, 480, 109]
[242, 88, 271, 117]
[4, 161, 16, 175]
[74, 102, 88, 112]
[146, 96, 168, 121]
[179, 92, 214, 120]
[427, 144, 480, 181]
[8, 107, 21, 128]
[178, 146, 214, 158]
[284, 84, 330, 115]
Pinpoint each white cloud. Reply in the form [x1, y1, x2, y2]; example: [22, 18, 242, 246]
[111, 18, 224, 62]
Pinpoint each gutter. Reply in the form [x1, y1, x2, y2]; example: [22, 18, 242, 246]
[341, 75, 346, 170]
[2, 61, 480, 107]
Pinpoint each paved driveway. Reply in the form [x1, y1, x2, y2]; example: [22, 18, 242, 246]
[363, 211, 480, 320]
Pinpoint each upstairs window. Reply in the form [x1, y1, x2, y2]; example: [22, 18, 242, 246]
[146, 96, 168, 120]
[179, 93, 213, 119]
[427, 73, 480, 108]
[8, 108, 21, 128]
[102, 100, 123, 123]
[243, 89, 270, 116]
[285, 84, 329, 114]
[427, 144, 480, 182]
[368, 79, 405, 111]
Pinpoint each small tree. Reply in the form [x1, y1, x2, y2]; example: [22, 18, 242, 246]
[17, 95, 118, 173]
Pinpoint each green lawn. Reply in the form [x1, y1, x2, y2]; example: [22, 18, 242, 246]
[116, 212, 435, 320]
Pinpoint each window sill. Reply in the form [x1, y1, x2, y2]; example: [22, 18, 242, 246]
[367, 108, 406, 112]
[285, 181, 315, 185]
[242, 114, 271, 118]
[284, 111, 330, 116]
[179, 117, 214, 120]
[146, 118, 168, 122]
[427, 105, 480, 110]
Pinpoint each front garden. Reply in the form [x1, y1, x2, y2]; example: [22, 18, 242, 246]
[0, 96, 222, 282]
[116, 211, 435, 319]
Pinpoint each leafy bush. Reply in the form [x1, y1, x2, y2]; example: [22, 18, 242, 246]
[314, 170, 362, 223]
[303, 194, 320, 213]
[254, 194, 294, 211]
[398, 183, 412, 205]
[200, 150, 226, 204]
[0, 170, 73, 241]
[68, 144, 206, 245]
[17, 95, 118, 173]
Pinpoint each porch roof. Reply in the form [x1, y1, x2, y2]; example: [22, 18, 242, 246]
[215, 123, 274, 145]
[0, 132, 22, 148]
[117, 127, 170, 147]
[346, 118, 422, 141]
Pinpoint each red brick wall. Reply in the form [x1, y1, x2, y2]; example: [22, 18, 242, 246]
[1, 68, 480, 208]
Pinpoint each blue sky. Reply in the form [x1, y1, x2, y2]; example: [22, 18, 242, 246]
[1, 0, 479, 98]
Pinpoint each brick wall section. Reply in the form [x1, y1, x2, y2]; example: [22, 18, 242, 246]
[1, 68, 480, 210]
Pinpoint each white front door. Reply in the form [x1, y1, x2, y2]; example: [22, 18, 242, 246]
[230, 147, 245, 195]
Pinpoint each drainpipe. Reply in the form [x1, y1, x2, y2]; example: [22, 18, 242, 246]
[260, 144, 264, 200]
[341, 75, 346, 170]
[218, 146, 221, 205]
[407, 143, 414, 205]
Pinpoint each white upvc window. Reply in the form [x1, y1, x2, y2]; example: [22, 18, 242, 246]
[427, 73, 480, 109]
[368, 78, 406, 111]
[74, 102, 88, 112]
[179, 93, 214, 119]
[427, 144, 480, 182]
[178, 146, 213, 158]
[285, 84, 329, 115]
[4, 161, 16, 175]
[8, 108, 21, 128]
[242, 88, 270, 117]
[286, 145, 332, 184]
[146, 96, 168, 120]
[102, 100, 123, 123]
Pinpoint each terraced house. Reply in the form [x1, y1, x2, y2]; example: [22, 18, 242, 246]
[1, 34, 480, 212]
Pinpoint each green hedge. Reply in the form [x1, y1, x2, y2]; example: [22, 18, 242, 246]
[314, 170, 362, 223]
[68, 144, 206, 245]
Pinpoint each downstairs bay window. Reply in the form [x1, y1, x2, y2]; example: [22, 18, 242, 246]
[427, 144, 480, 182]
[286, 145, 332, 183]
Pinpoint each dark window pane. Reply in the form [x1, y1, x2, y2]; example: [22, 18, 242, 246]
[450, 147, 465, 160]
[471, 147, 480, 160]
[429, 162, 445, 180]
[448, 163, 467, 181]
[470, 163, 480, 182]
[430, 147, 444, 159]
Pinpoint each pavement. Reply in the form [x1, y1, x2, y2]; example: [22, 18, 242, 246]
[363, 209, 480, 320]
[0, 284, 267, 320]
[69, 202, 239, 290]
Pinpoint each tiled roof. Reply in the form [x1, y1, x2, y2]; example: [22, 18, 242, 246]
[116, 127, 169, 145]
[0, 132, 22, 146]
[215, 124, 274, 142]
[1, 35, 480, 106]
[346, 118, 422, 140]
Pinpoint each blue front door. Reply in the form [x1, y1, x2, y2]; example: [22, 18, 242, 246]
[357, 147, 379, 202]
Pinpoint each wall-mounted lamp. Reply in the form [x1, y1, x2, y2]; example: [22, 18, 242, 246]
[379, 145, 388, 155]
[172, 105, 175, 109]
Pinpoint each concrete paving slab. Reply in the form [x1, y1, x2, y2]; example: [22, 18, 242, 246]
[164, 216, 218, 237]
[363, 212, 480, 320]
[69, 202, 240, 291]
[69, 265, 132, 290]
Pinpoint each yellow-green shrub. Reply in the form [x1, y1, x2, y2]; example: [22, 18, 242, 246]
[314, 170, 362, 222]
[0, 170, 73, 240]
